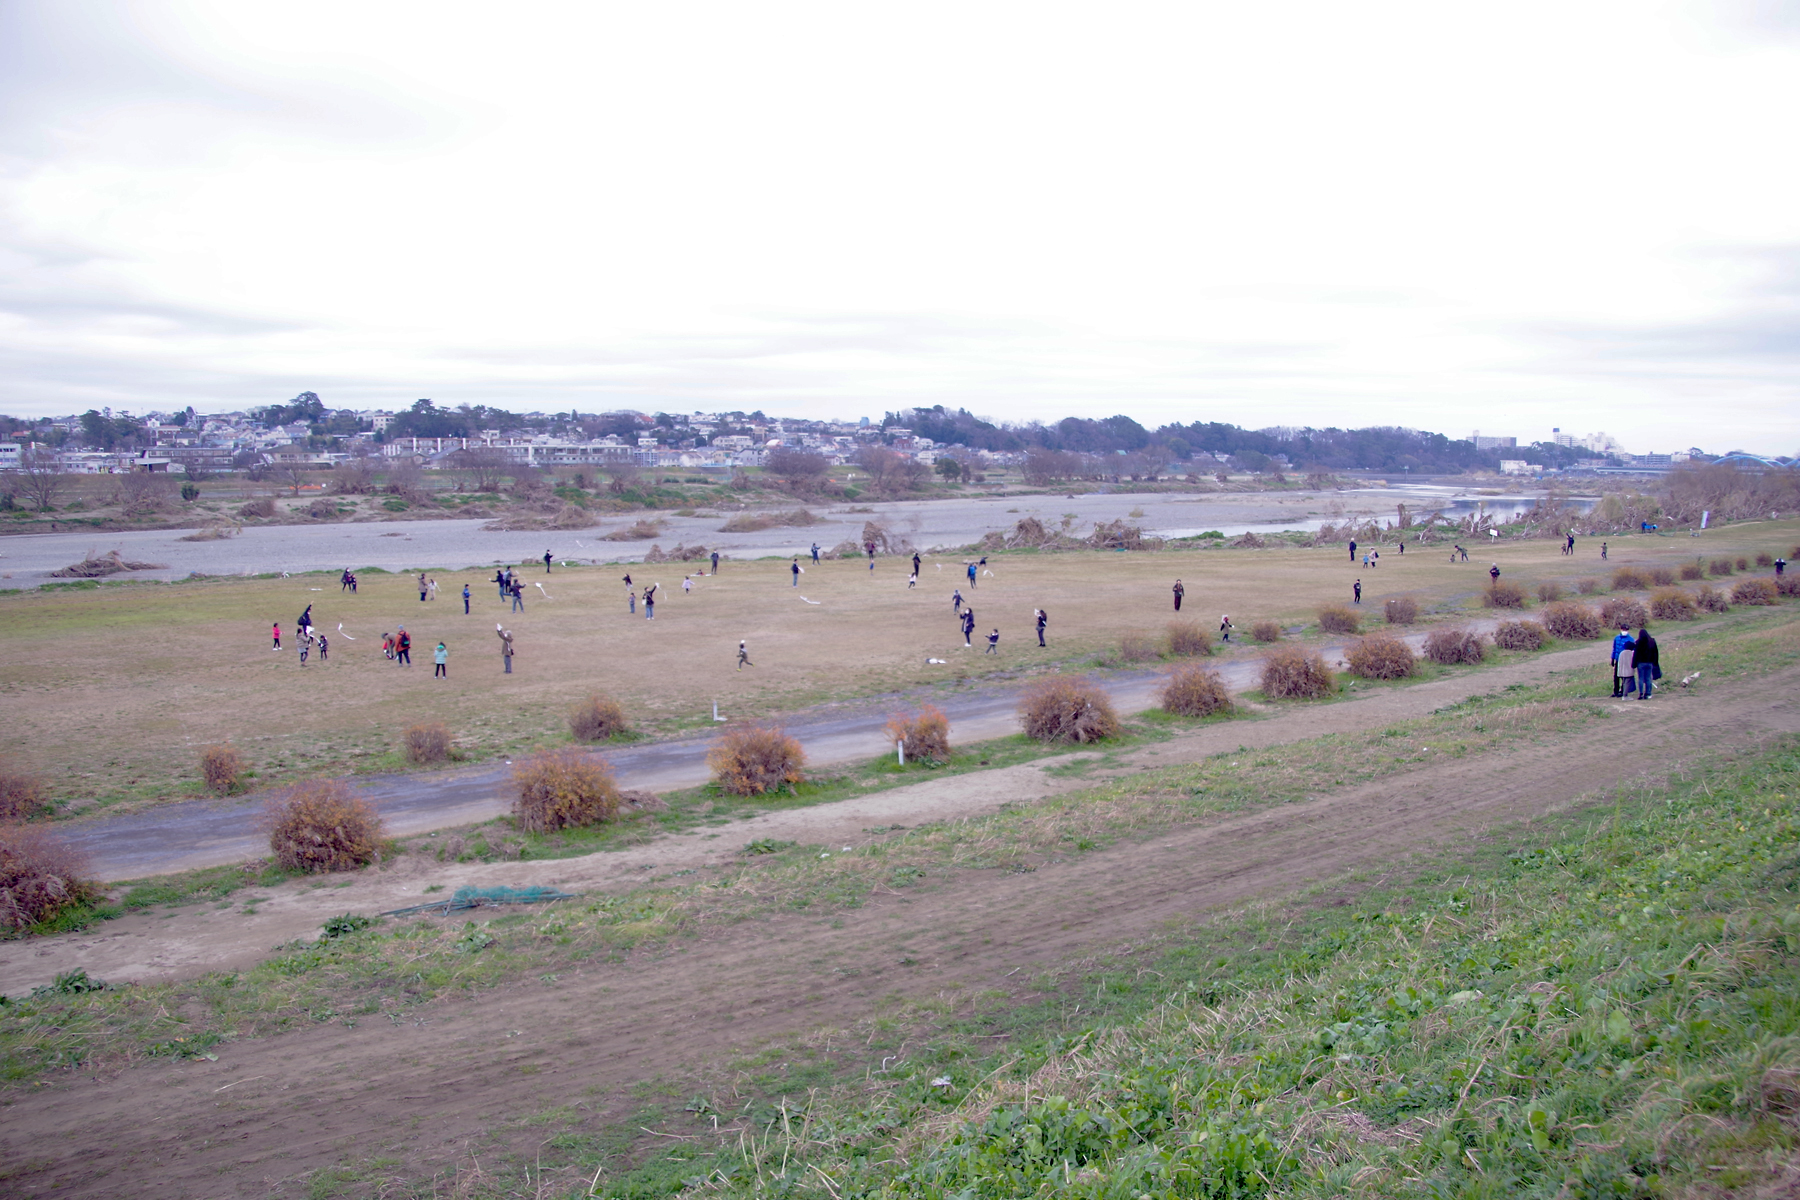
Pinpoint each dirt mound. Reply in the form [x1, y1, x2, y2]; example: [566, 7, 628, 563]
[48, 549, 168, 578]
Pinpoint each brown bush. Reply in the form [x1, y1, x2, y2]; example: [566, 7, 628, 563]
[1345, 632, 1416, 680]
[1535, 582, 1563, 603]
[1576, 577, 1603, 595]
[1318, 606, 1359, 634]
[1383, 596, 1419, 625]
[1118, 631, 1160, 662]
[512, 747, 620, 831]
[1779, 576, 1800, 598]
[0, 824, 101, 931]
[1543, 602, 1602, 640]
[1737, 557, 1750, 571]
[1160, 664, 1233, 717]
[1019, 675, 1121, 743]
[883, 706, 952, 764]
[568, 693, 629, 742]
[265, 780, 384, 873]
[0, 761, 50, 822]
[1679, 562, 1705, 581]
[1493, 620, 1546, 651]
[1732, 578, 1779, 606]
[402, 722, 452, 765]
[1482, 581, 1528, 609]
[236, 496, 277, 519]
[1611, 567, 1647, 590]
[708, 722, 807, 794]
[1709, 557, 1735, 577]
[1423, 626, 1485, 665]
[1259, 646, 1335, 699]
[1648, 567, 1676, 587]
[1649, 588, 1698, 621]
[1757, 552, 1774, 567]
[1600, 597, 1650, 629]
[1251, 620, 1282, 643]
[1165, 620, 1213, 656]
[1695, 584, 1730, 613]
[199, 744, 246, 795]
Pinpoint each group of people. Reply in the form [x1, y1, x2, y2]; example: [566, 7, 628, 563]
[1610, 624, 1660, 699]
[273, 604, 331, 665]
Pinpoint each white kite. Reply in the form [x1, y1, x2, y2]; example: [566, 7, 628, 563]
[799, 595, 821, 605]
[535, 582, 553, 600]
[926, 657, 947, 664]
[336, 622, 356, 639]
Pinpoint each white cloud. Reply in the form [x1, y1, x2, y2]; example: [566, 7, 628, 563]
[0, 0, 1796, 454]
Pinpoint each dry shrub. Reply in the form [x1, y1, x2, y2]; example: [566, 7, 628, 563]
[1423, 626, 1485, 665]
[0, 824, 101, 931]
[883, 705, 952, 763]
[1649, 588, 1698, 621]
[237, 496, 277, 519]
[1535, 582, 1563, 603]
[1709, 557, 1735, 577]
[1543, 602, 1602, 640]
[1680, 562, 1705, 581]
[1732, 577, 1779, 606]
[1482, 581, 1528, 609]
[568, 693, 629, 742]
[265, 780, 384, 873]
[1695, 584, 1730, 613]
[1318, 605, 1359, 634]
[1019, 675, 1121, 743]
[512, 747, 620, 831]
[1493, 620, 1546, 651]
[1259, 646, 1335, 699]
[199, 744, 246, 795]
[402, 722, 452, 765]
[1345, 632, 1416, 680]
[0, 761, 50, 821]
[1648, 567, 1676, 587]
[619, 788, 666, 813]
[1611, 566, 1646, 590]
[1757, 552, 1774, 567]
[1779, 576, 1800, 598]
[304, 496, 338, 520]
[1159, 664, 1233, 717]
[1166, 620, 1212, 656]
[1251, 620, 1282, 643]
[1737, 556, 1750, 571]
[708, 722, 807, 794]
[1118, 631, 1161, 662]
[1577, 577, 1602, 595]
[1600, 597, 1650, 629]
[1384, 596, 1419, 625]
[603, 519, 664, 541]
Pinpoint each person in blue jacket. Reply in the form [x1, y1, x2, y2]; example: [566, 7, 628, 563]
[1610, 624, 1635, 697]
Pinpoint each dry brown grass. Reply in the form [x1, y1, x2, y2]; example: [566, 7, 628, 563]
[1695, 584, 1730, 613]
[1710, 557, 1735, 577]
[1482, 581, 1528, 609]
[567, 693, 629, 742]
[0, 823, 100, 931]
[1535, 582, 1563, 603]
[1019, 675, 1120, 743]
[1610, 566, 1647, 590]
[1165, 620, 1213, 656]
[1423, 626, 1485, 665]
[264, 780, 384, 873]
[883, 705, 952, 763]
[1649, 588, 1698, 621]
[402, 722, 453, 765]
[236, 496, 276, 519]
[1345, 631, 1416, 680]
[1117, 631, 1160, 662]
[1577, 577, 1603, 595]
[1251, 620, 1282, 643]
[0, 761, 50, 822]
[199, 744, 246, 796]
[1542, 602, 1601, 641]
[1159, 664, 1232, 718]
[512, 747, 620, 832]
[708, 722, 806, 794]
[1383, 596, 1419, 624]
[1779, 576, 1800, 598]
[1648, 567, 1676, 587]
[1600, 597, 1650, 629]
[1259, 646, 1334, 699]
[1318, 605, 1359, 634]
[1732, 578, 1779, 606]
[1493, 619, 1546, 651]
[1680, 562, 1705, 581]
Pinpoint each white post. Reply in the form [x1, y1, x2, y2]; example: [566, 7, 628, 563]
[897, 741, 905, 766]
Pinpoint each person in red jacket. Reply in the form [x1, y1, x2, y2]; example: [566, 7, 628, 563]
[395, 626, 412, 666]
[271, 622, 281, 651]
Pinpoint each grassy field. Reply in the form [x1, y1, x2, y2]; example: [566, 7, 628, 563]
[1, 519, 1795, 816]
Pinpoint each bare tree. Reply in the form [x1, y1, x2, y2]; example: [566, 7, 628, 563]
[277, 459, 314, 496]
[605, 463, 641, 495]
[765, 447, 830, 493]
[853, 445, 899, 492]
[448, 447, 508, 492]
[330, 457, 379, 495]
[14, 449, 68, 512]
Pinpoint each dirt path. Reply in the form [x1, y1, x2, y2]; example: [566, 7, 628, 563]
[4, 671, 1790, 1197]
[17, 634, 1580, 992]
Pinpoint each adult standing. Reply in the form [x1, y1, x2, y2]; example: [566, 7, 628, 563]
[1630, 625, 1660, 699]
[1610, 624, 1635, 697]
[1565, 532, 1576, 556]
[544, 550, 554, 573]
[1601, 542, 1608, 561]
[1172, 579, 1184, 612]
[1776, 557, 1787, 578]
[418, 572, 429, 602]
[811, 543, 821, 564]
[395, 626, 411, 666]
[495, 568, 507, 599]
[961, 607, 975, 648]
[791, 558, 801, 586]
[967, 560, 977, 590]
[711, 550, 720, 574]
[1348, 538, 1357, 563]
[912, 551, 921, 576]
[511, 579, 525, 613]
[297, 604, 313, 638]
[496, 624, 515, 674]
[462, 584, 471, 614]
[1035, 608, 1047, 647]
[643, 583, 657, 620]
[433, 642, 448, 678]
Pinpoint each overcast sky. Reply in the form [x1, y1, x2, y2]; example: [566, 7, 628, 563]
[1, 2, 1796, 455]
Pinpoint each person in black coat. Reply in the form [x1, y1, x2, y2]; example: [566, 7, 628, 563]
[1630, 626, 1660, 699]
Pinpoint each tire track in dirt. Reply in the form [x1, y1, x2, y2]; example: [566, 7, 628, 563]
[3, 677, 1792, 1197]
